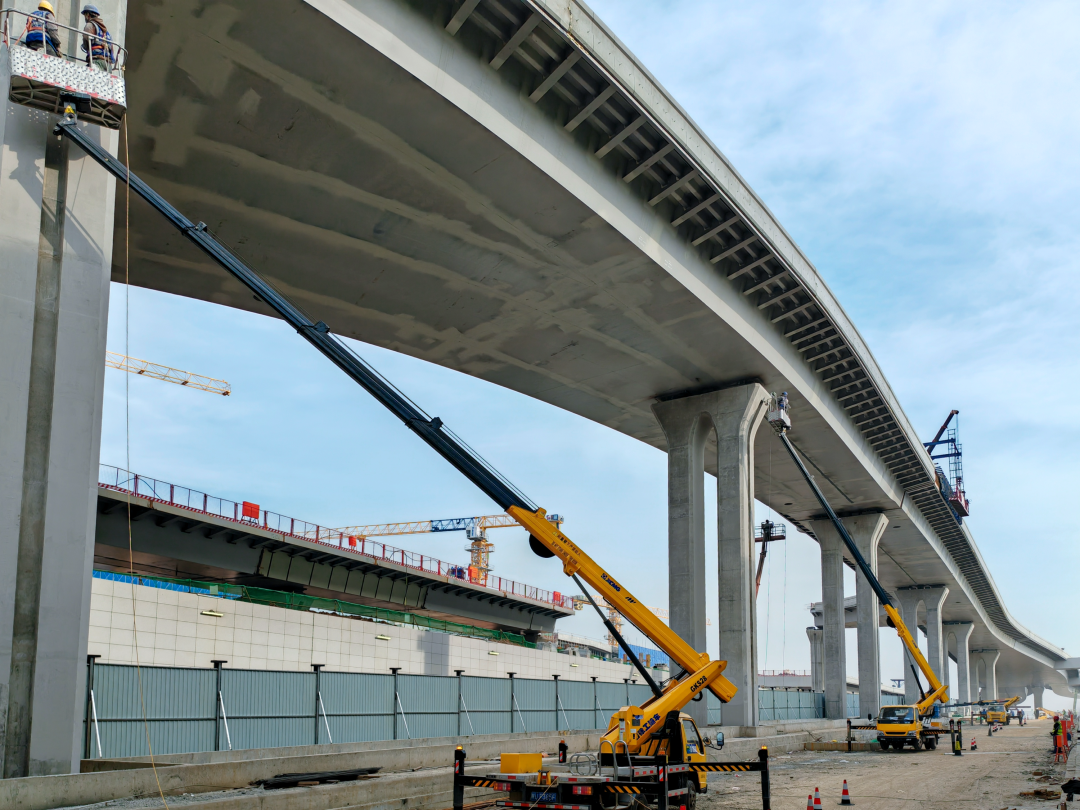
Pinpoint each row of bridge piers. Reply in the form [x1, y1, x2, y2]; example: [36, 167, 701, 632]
[654, 382, 1044, 728]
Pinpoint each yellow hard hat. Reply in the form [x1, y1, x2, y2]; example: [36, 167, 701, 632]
[38, 0, 54, 11]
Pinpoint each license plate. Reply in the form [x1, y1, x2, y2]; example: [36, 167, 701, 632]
[530, 791, 557, 803]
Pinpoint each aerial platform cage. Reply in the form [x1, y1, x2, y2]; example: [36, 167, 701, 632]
[927, 426, 970, 519]
[2, 8, 126, 128]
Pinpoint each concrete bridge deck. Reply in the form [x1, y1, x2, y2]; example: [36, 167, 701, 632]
[112, 0, 1068, 695]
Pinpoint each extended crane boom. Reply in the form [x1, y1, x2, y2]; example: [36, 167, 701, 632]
[768, 402, 947, 715]
[55, 115, 737, 741]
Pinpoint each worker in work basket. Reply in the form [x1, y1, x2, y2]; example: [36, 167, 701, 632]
[768, 391, 792, 431]
[21, 1, 62, 56]
[80, 5, 114, 71]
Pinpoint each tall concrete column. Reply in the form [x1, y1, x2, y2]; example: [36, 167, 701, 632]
[922, 587, 949, 685]
[0, 40, 118, 773]
[654, 383, 767, 728]
[972, 650, 1000, 701]
[894, 589, 923, 706]
[945, 622, 974, 703]
[811, 519, 847, 719]
[1033, 685, 1046, 712]
[849, 514, 888, 720]
[807, 627, 824, 693]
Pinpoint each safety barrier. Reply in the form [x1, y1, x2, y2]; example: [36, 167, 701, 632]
[98, 464, 575, 610]
[81, 660, 655, 759]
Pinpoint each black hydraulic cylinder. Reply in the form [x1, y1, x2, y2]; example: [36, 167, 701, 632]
[54, 117, 535, 516]
[572, 575, 663, 698]
[776, 432, 894, 608]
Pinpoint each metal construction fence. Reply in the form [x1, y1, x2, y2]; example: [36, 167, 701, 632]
[83, 663, 846, 759]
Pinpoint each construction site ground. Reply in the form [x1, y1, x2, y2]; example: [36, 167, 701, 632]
[700, 718, 1068, 810]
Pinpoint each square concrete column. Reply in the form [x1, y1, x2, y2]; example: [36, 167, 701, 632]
[894, 589, 923, 706]
[944, 622, 974, 703]
[895, 585, 947, 703]
[848, 514, 888, 720]
[810, 519, 848, 719]
[0, 97, 116, 773]
[807, 627, 824, 693]
[654, 383, 768, 728]
[922, 587, 949, 685]
[1032, 685, 1045, 712]
[972, 650, 1000, 701]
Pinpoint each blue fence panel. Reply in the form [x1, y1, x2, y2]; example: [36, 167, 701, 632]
[398, 674, 457, 740]
[222, 669, 314, 750]
[460, 676, 511, 736]
[321, 672, 394, 742]
[558, 680, 599, 730]
[89, 664, 215, 757]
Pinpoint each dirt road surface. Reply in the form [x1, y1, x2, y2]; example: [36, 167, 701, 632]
[700, 718, 1067, 810]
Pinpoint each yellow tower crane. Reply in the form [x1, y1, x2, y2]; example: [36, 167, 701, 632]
[106, 352, 231, 395]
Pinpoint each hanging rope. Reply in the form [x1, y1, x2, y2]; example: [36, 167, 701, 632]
[120, 116, 171, 809]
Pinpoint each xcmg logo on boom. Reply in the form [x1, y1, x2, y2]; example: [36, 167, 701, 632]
[601, 573, 622, 592]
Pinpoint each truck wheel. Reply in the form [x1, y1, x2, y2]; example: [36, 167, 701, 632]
[925, 736, 937, 750]
[685, 785, 697, 810]
[913, 737, 924, 751]
[879, 741, 890, 751]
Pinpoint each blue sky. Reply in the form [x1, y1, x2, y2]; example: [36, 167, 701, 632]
[102, 1, 1080, 708]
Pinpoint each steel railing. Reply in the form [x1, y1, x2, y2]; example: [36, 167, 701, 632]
[97, 464, 574, 610]
[1, 8, 127, 73]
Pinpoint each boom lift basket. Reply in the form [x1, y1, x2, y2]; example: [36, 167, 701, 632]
[2, 9, 126, 128]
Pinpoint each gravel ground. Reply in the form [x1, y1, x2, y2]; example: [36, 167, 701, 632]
[699, 719, 1067, 810]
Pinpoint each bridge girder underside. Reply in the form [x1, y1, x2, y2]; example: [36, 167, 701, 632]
[112, 0, 1068, 692]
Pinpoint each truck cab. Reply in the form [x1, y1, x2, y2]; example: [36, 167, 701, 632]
[984, 702, 1008, 724]
[876, 705, 939, 751]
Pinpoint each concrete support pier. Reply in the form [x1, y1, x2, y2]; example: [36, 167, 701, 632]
[807, 628, 824, 693]
[0, 56, 117, 773]
[972, 650, 1001, 701]
[654, 383, 768, 728]
[945, 621, 974, 703]
[810, 519, 848, 719]
[849, 514, 888, 720]
[1032, 685, 1045, 712]
[896, 586, 947, 704]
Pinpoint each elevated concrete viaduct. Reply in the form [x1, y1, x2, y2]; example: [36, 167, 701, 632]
[0, 0, 1072, 775]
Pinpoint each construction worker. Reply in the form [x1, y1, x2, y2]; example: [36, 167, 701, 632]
[80, 5, 114, 71]
[778, 391, 789, 412]
[1054, 716, 1063, 754]
[22, 1, 61, 57]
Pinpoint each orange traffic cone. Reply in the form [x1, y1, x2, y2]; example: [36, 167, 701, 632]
[840, 780, 852, 805]
[970, 737, 978, 751]
[806, 794, 814, 810]
[814, 787, 823, 809]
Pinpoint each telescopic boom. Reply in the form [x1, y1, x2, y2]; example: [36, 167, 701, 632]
[55, 114, 737, 715]
[768, 402, 947, 714]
